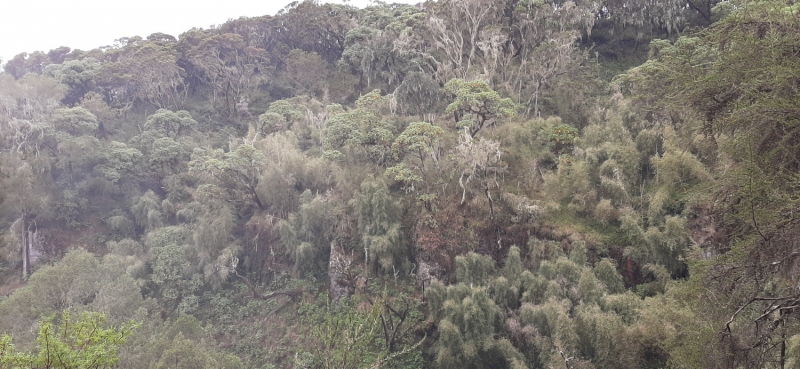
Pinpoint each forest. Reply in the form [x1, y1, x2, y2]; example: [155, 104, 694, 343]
[0, 0, 799, 367]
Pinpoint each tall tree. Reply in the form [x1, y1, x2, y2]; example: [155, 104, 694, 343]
[395, 0, 504, 83]
[338, 3, 424, 93]
[385, 122, 444, 209]
[44, 58, 100, 105]
[189, 142, 267, 214]
[181, 32, 269, 115]
[322, 90, 395, 165]
[618, 1, 800, 366]
[445, 79, 515, 137]
[100, 38, 188, 111]
[354, 181, 403, 273]
[0, 74, 65, 277]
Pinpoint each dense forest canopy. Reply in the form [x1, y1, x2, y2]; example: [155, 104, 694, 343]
[1, 0, 799, 368]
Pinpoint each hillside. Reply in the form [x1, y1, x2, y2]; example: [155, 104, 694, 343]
[1, 0, 799, 368]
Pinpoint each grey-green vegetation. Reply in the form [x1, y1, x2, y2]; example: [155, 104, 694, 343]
[1, 0, 799, 367]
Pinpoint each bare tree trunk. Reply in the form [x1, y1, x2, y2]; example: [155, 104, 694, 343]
[781, 317, 786, 369]
[534, 80, 541, 118]
[21, 212, 29, 278]
[22, 235, 28, 278]
[485, 185, 495, 220]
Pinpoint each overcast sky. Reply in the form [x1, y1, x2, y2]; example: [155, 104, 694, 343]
[0, 0, 421, 66]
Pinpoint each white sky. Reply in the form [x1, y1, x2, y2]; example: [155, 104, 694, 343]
[0, 0, 422, 67]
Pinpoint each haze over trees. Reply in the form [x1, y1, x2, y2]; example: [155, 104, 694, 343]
[1, 0, 799, 368]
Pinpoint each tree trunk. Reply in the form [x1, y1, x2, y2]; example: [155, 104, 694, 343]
[781, 317, 786, 369]
[534, 81, 541, 118]
[21, 212, 29, 278]
[485, 185, 495, 220]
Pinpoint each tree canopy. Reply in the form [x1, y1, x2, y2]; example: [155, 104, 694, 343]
[1, 0, 799, 367]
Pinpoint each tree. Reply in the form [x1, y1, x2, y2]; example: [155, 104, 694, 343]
[395, 0, 504, 83]
[0, 248, 149, 350]
[146, 226, 204, 314]
[51, 107, 97, 136]
[44, 58, 100, 105]
[618, 1, 800, 366]
[255, 99, 306, 135]
[189, 142, 266, 213]
[593, 259, 625, 295]
[99, 38, 188, 111]
[296, 295, 423, 369]
[453, 128, 505, 219]
[131, 110, 196, 177]
[181, 32, 269, 115]
[0, 153, 52, 278]
[144, 138, 182, 178]
[137, 109, 197, 140]
[0, 74, 65, 277]
[2, 52, 51, 79]
[268, 1, 358, 64]
[426, 256, 527, 369]
[0, 74, 65, 128]
[285, 49, 329, 97]
[338, 4, 424, 94]
[322, 90, 395, 165]
[354, 181, 403, 273]
[49, 108, 102, 199]
[507, 0, 595, 118]
[153, 331, 242, 369]
[600, 0, 721, 31]
[385, 122, 444, 207]
[277, 191, 339, 276]
[0, 311, 138, 369]
[116, 314, 241, 369]
[445, 79, 515, 137]
[394, 72, 443, 121]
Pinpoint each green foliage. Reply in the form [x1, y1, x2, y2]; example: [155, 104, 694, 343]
[354, 181, 404, 273]
[573, 304, 629, 369]
[188, 199, 240, 285]
[52, 107, 99, 136]
[130, 190, 164, 233]
[0, 311, 138, 369]
[190, 143, 266, 212]
[43, 58, 100, 105]
[296, 291, 424, 369]
[623, 214, 692, 277]
[593, 258, 625, 294]
[120, 314, 242, 369]
[394, 72, 442, 118]
[455, 252, 495, 286]
[147, 137, 185, 176]
[3, 2, 798, 368]
[518, 298, 578, 362]
[95, 141, 143, 183]
[298, 296, 383, 369]
[256, 99, 306, 135]
[0, 249, 149, 353]
[143, 109, 196, 137]
[338, 3, 424, 95]
[444, 79, 515, 137]
[103, 239, 148, 281]
[285, 49, 329, 97]
[146, 227, 204, 311]
[549, 124, 578, 156]
[391, 122, 443, 162]
[130, 110, 197, 155]
[322, 90, 395, 165]
[278, 191, 338, 276]
[435, 285, 509, 369]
